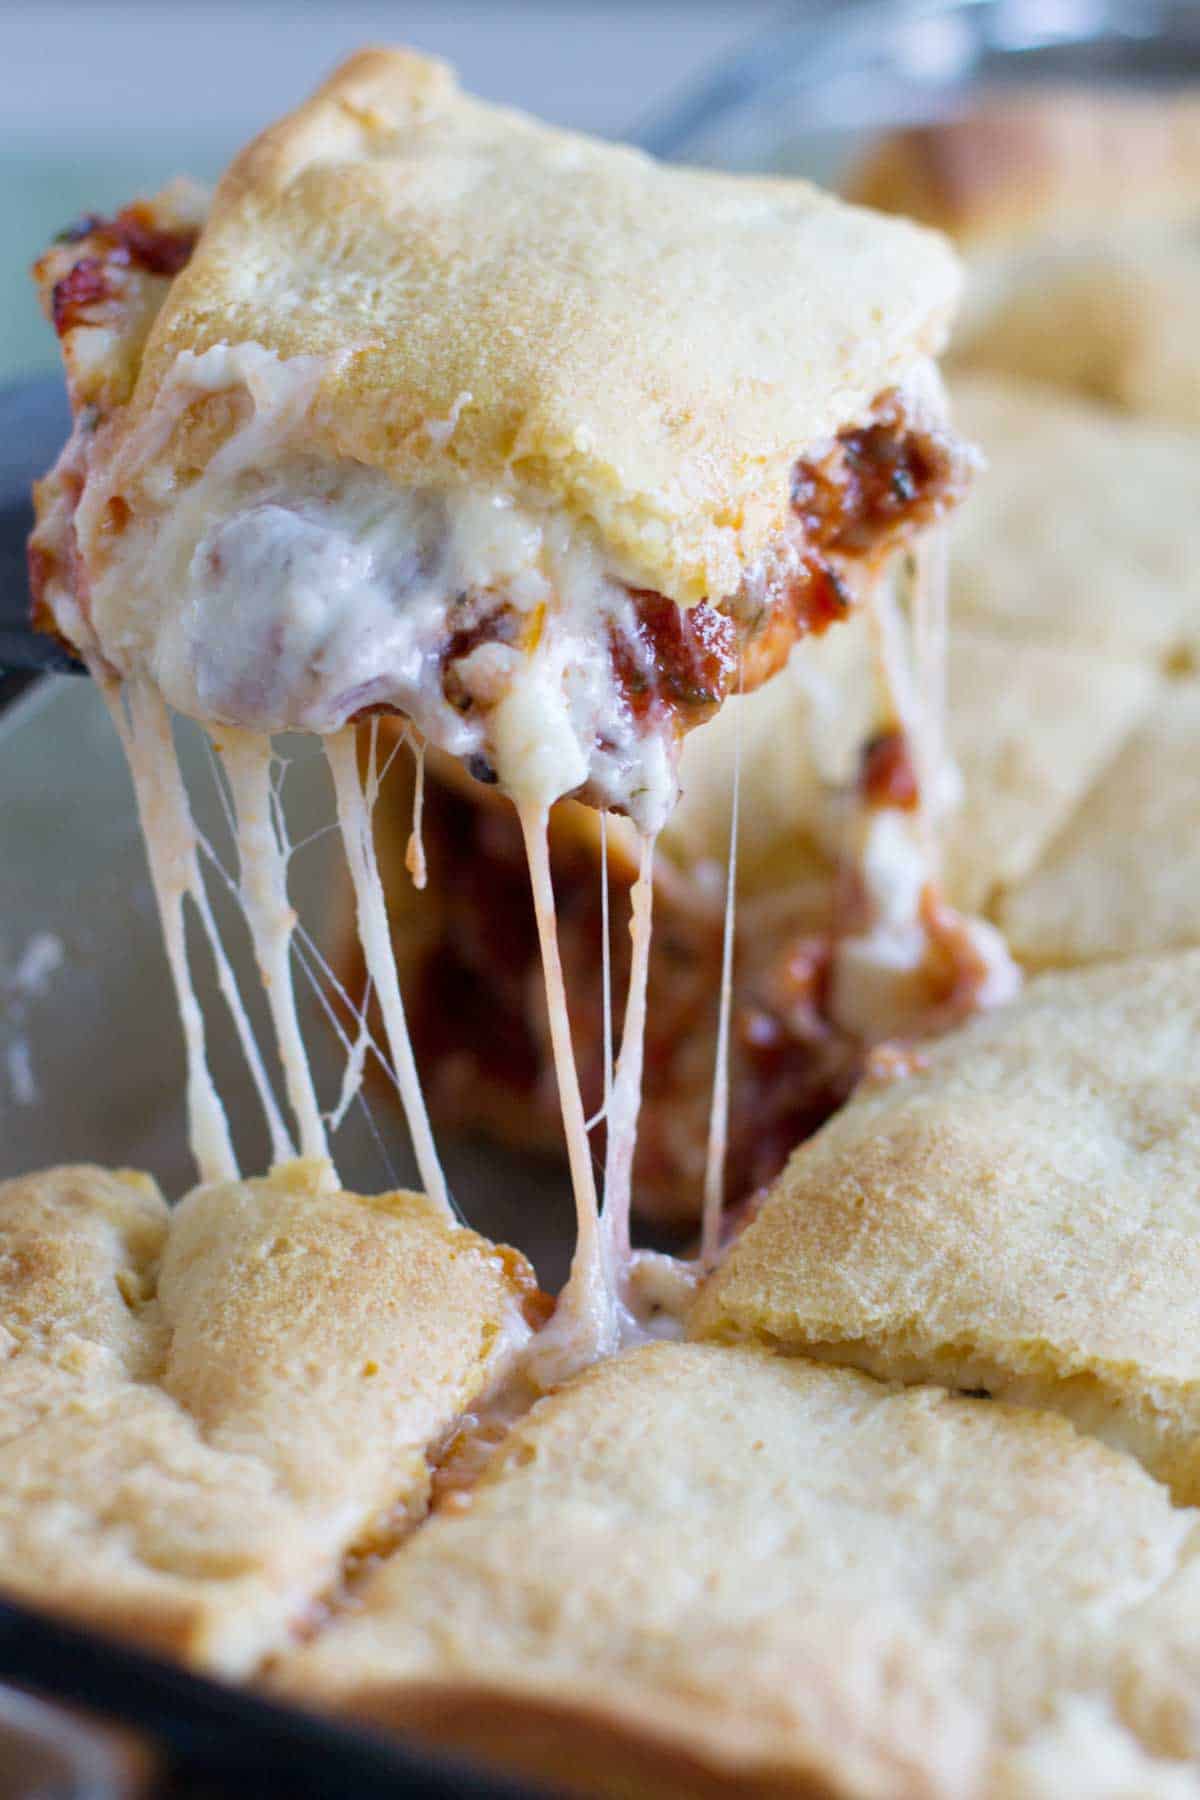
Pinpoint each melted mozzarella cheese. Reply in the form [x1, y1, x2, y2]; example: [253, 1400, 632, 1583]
[912, 528, 951, 847]
[219, 729, 329, 1165]
[405, 740, 428, 891]
[600, 834, 657, 1281]
[700, 673, 743, 1270]
[103, 677, 292, 1181]
[599, 814, 614, 1118]
[74, 345, 683, 834]
[518, 801, 621, 1383]
[829, 809, 942, 1041]
[327, 983, 373, 1136]
[326, 729, 451, 1219]
[830, 545, 1018, 1042]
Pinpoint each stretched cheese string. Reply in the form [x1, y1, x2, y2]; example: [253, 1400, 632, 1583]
[326, 727, 451, 1218]
[405, 737, 428, 890]
[103, 677, 294, 1180]
[141, 719, 295, 1171]
[600, 832, 656, 1278]
[188, 808, 388, 1156]
[700, 674, 743, 1269]
[327, 975, 373, 1133]
[599, 813, 614, 1119]
[102, 678, 235, 1183]
[868, 568, 919, 753]
[869, 542, 947, 872]
[219, 728, 330, 1165]
[289, 941, 396, 1183]
[518, 800, 618, 1377]
[912, 526, 951, 850]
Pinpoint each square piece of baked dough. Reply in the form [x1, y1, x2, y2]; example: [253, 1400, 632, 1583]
[996, 681, 1200, 967]
[846, 85, 1200, 425]
[847, 88, 1200, 254]
[949, 375, 1200, 671]
[0, 1159, 537, 1675]
[278, 1342, 1200, 1799]
[692, 951, 1200, 1505]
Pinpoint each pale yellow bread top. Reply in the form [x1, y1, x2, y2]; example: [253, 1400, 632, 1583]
[278, 1342, 1200, 1799]
[121, 47, 961, 605]
[692, 951, 1200, 1504]
[949, 376, 1200, 670]
[0, 1161, 533, 1676]
[847, 87, 1200, 251]
[997, 681, 1200, 968]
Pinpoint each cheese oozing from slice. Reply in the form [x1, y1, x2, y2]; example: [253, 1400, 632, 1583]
[49, 340, 998, 1380]
[102, 677, 294, 1183]
[219, 728, 329, 1166]
[327, 728, 451, 1219]
[73, 345, 684, 836]
[600, 834, 657, 1290]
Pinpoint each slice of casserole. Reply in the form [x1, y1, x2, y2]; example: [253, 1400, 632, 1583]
[30, 46, 965, 834]
[26, 48, 977, 1363]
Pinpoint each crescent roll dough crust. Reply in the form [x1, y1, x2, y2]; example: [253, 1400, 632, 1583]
[124, 46, 961, 605]
[278, 1344, 1200, 1799]
[0, 1161, 535, 1676]
[847, 87, 1200, 252]
[691, 952, 1200, 1505]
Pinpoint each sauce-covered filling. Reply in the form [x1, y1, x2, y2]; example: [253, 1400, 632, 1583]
[789, 393, 964, 555]
[45, 204, 198, 333]
[860, 729, 921, 811]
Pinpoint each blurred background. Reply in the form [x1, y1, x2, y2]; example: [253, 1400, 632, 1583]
[0, 1, 784, 384]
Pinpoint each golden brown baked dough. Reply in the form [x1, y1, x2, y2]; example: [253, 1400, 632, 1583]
[939, 630, 1153, 913]
[0, 1161, 535, 1675]
[847, 87, 1200, 252]
[692, 951, 1200, 1503]
[125, 47, 959, 608]
[949, 376, 1200, 669]
[278, 1343, 1200, 1798]
[848, 89, 1200, 425]
[996, 681, 1200, 967]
